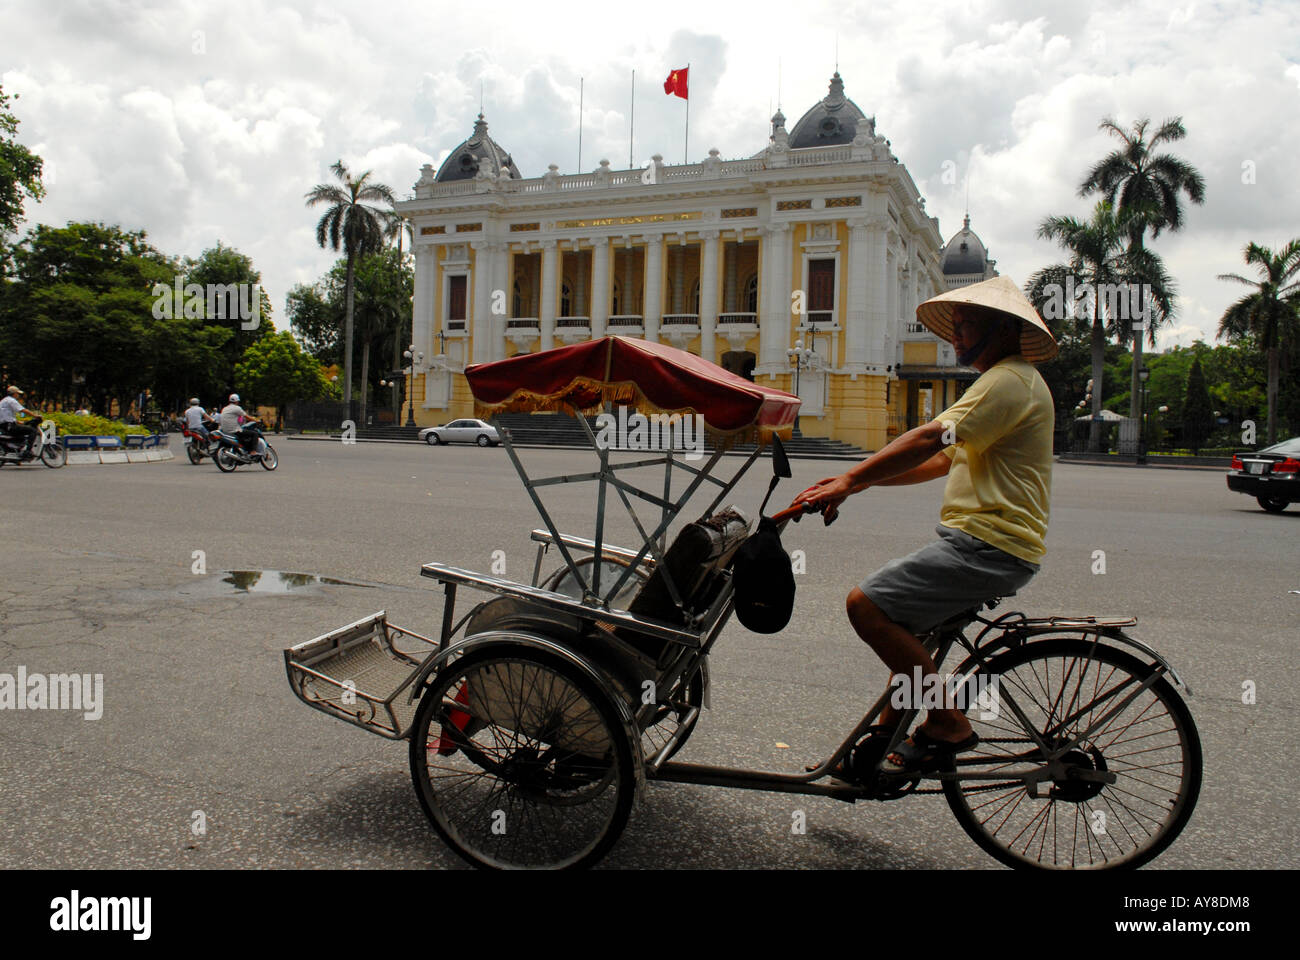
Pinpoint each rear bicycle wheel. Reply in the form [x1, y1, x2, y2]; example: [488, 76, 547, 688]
[409, 647, 636, 869]
[214, 447, 238, 472]
[942, 636, 1201, 870]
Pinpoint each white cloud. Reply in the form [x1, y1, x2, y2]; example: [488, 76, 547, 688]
[0, 0, 1295, 352]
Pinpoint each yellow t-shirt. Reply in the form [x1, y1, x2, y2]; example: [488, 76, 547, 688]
[934, 356, 1054, 565]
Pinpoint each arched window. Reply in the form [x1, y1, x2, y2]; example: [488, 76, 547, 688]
[745, 274, 758, 313]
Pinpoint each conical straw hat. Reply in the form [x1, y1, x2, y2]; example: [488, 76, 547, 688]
[916, 275, 1059, 363]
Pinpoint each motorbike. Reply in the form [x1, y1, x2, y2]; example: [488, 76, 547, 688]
[0, 416, 67, 469]
[211, 421, 278, 472]
[182, 422, 219, 464]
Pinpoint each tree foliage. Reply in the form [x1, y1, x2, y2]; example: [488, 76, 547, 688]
[234, 330, 332, 431]
[0, 85, 45, 241]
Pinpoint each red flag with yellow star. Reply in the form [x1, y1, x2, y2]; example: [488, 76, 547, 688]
[663, 67, 689, 99]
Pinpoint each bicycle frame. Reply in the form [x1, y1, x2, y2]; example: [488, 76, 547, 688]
[646, 611, 1178, 801]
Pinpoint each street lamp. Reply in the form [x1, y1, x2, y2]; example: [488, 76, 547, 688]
[403, 344, 425, 427]
[786, 339, 815, 434]
[1136, 366, 1150, 464]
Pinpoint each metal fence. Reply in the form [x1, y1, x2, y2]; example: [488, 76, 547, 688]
[284, 400, 350, 432]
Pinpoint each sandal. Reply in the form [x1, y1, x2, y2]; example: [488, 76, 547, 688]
[881, 727, 980, 774]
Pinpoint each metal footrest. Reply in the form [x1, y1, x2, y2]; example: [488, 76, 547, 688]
[284, 611, 438, 740]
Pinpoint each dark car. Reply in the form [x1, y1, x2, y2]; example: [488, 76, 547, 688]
[1226, 436, 1300, 512]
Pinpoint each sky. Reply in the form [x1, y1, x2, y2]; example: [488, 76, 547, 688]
[3, 0, 1298, 349]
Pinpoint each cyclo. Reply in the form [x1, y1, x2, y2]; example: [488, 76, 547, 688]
[285, 336, 1201, 870]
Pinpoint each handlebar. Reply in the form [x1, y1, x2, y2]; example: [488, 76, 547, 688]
[771, 499, 838, 527]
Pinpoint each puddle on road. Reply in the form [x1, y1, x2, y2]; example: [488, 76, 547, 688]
[196, 570, 377, 596]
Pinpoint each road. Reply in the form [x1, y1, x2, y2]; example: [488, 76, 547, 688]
[0, 438, 1295, 869]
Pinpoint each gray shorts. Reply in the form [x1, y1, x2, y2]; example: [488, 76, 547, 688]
[858, 525, 1039, 634]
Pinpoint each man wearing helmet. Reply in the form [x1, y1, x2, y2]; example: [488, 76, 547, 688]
[1, 386, 39, 456]
[794, 276, 1058, 775]
[183, 397, 213, 441]
[219, 393, 261, 451]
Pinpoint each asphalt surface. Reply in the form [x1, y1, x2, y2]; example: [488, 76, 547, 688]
[1, 438, 1295, 870]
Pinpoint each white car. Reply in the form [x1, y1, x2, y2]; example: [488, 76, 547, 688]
[419, 419, 501, 447]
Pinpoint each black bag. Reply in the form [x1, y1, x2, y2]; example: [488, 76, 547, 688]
[731, 516, 795, 633]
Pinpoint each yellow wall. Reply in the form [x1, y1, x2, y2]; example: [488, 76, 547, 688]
[903, 342, 938, 365]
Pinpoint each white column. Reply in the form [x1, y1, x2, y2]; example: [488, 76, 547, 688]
[621, 243, 633, 314]
[540, 240, 558, 351]
[724, 240, 737, 311]
[845, 219, 869, 372]
[758, 223, 791, 376]
[643, 235, 663, 341]
[471, 241, 493, 364]
[412, 245, 432, 363]
[700, 229, 720, 361]
[866, 222, 888, 367]
[492, 242, 509, 361]
[590, 236, 610, 338]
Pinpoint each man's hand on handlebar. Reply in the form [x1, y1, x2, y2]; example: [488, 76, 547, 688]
[790, 473, 857, 526]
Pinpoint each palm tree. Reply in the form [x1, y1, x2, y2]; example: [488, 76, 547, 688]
[305, 160, 397, 424]
[1217, 240, 1300, 444]
[1080, 117, 1206, 416]
[1027, 202, 1175, 452]
[388, 218, 415, 424]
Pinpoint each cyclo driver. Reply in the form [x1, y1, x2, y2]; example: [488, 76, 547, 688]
[794, 275, 1059, 775]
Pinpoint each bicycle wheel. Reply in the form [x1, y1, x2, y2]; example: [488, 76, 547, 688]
[41, 442, 67, 468]
[942, 635, 1201, 870]
[409, 647, 636, 869]
[214, 447, 238, 472]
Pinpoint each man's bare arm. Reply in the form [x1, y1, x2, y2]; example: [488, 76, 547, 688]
[867, 449, 953, 486]
[842, 421, 950, 492]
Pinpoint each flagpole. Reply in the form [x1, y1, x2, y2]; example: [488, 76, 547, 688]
[629, 69, 635, 169]
[578, 77, 584, 172]
[684, 62, 690, 164]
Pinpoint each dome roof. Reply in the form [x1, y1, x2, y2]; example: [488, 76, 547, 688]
[940, 215, 991, 275]
[787, 72, 875, 149]
[435, 113, 521, 183]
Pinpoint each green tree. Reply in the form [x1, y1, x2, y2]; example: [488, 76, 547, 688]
[0, 86, 45, 242]
[304, 160, 397, 424]
[1080, 116, 1206, 417]
[184, 241, 271, 383]
[1027, 202, 1175, 451]
[234, 330, 332, 432]
[1216, 240, 1300, 444]
[286, 281, 340, 363]
[1181, 352, 1213, 454]
[0, 222, 180, 415]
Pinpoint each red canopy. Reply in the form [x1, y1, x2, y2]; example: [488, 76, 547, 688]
[465, 336, 800, 445]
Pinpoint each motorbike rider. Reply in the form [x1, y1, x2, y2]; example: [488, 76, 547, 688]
[183, 397, 214, 441]
[0, 386, 39, 456]
[218, 393, 262, 453]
